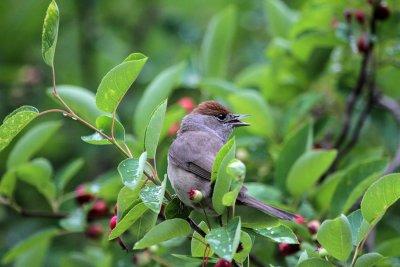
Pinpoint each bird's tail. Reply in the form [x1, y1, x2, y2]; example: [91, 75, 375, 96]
[237, 194, 296, 221]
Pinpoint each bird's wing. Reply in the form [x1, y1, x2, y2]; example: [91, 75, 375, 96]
[168, 131, 224, 181]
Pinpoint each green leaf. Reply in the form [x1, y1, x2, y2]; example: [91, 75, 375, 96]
[330, 159, 386, 216]
[0, 171, 16, 198]
[16, 158, 56, 203]
[109, 202, 148, 240]
[298, 258, 333, 267]
[59, 208, 86, 232]
[228, 90, 275, 137]
[376, 238, 400, 257]
[191, 221, 214, 257]
[314, 170, 344, 213]
[200, 6, 236, 78]
[212, 138, 236, 214]
[164, 197, 191, 220]
[2, 228, 59, 265]
[354, 253, 385, 267]
[316, 215, 352, 261]
[7, 121, 61, 169]
[41, 0, 59, 66]
[223, 159, 246, 207]
[144, 99, 167, 158]
[205, 217, 241, 261]
[235, 205, 278, 228]
[55, 158, 84, 192]
[81, 115, 125, 145]
[275, 122, 312, 190]
[234, 231, 252, 263]
[286, 149, 337, 197]
[117, 185, 143, 218]
[133, 218, 191, 249]
[140, 177, 166, 213]
[0, 106, 39, 152]
[47, 85, 107, 124]
[361, 173, 400, 223]
[347, 210, 370, 246]
[254, 224, 298, 244]
[264, 0, 298, 38]
[134, 62, 185, 141]
[95, 53, 147, 113]
[118, 152, 147, 189]
[130, 210, 158, 240]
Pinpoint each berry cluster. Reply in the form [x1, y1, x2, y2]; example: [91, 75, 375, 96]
[343, 1, 390, 54]
[74, 184, 111, 239]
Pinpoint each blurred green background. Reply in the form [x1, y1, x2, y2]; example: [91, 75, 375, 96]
[1, 0, 400, 266]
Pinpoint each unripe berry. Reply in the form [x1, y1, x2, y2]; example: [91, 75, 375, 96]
[85, 224, 103, 239]
[88, 200, 108, 219]
[294, 214, 305, 224]
[109, 215, 117, 230]
[375, 3, 390, 20]
[354, 10, 366, 24]
[215, 259, 232, 267]
[343, 9, 353, 23]
[307, 220, 321, 235]
[278, 243, 300, 256]
[357, 34, 370, 54]
[178, 97, 196, 113]
[75, 184, 94, 205]
[188, 188, 203, 203]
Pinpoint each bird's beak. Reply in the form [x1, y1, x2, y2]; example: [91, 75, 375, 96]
[230, 114, 250, 127]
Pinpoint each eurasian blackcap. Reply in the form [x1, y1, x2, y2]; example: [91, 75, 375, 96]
[167, 101, 295, 220]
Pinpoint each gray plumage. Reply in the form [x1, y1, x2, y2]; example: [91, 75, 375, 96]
[167, 102, 295, 220]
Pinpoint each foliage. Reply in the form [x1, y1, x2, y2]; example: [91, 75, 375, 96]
[1, 0, 400, 266]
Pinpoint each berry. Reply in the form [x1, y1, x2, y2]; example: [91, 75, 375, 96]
[188, 188, 203, 203]
[109, 215, 117, 230]
[375, 3, 390, 20]
[343, 9, 353, 23]
[354, 10, 366, 24]
[167, 122, 180, 137]
[75, 184, 94, 205]
[307, 220, 321, 235]
[85, 224, 103, 239]
[215, 259, 232, 267]
[278, 243, 300, 256]
[88, 200, 108, 219]
[357, 34, 370, 54]
[294, 214, 305, 224]
[178, 97, 195, 113]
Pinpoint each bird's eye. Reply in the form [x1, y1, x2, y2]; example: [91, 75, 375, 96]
[217, 114, 226, 120]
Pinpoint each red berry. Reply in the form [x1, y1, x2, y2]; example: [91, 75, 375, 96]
[75, 184, 94, 205]
[278, 243, 300, 256]
[109, 215, 117, 230]
[85, 224, 103, 239]
[178, 97, 196, 113]
[343, 9, 353, 23]
[307, 220, 321, 235]
[357, 34, 370, 54]
[88, 200, 108, 219]
[215, 259, 232, 267]
[167, 122, 180, 137]
[294, 214, 305, 224]
[375, 3, 390, 20]
[354, 10, 366, 24]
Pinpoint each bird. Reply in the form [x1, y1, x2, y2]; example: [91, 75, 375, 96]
[167, 100, 295, 221]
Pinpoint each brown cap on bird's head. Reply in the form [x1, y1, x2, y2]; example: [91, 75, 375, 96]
[191, 101, 249, 127]
[192, 101, 230, 116]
